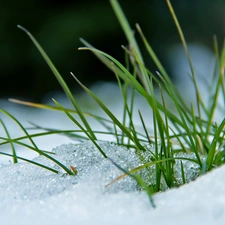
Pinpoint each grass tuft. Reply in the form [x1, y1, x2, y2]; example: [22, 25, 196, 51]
[0, 0, 224, 208]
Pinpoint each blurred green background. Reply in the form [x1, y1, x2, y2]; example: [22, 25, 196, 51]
[1, 0, 225, 101]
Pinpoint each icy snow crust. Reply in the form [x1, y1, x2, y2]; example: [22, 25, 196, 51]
[0, 141, 225, 225]
[0, 141, 141, 203]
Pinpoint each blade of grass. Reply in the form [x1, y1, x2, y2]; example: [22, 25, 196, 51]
[114, 69, 141, 149]
[160, 86, 174, 187]
[0, 109, 73, 175]
[206, 118, 225, 170]
[0, 108, 39, 151]
[135, 24, 192, 115]
[180, 161, 186, 184]
[9, 98, 113, 125]
[52, 98, 108, 158]
[78, 46, 188, 128]
[17, 25, 96, 140]
[138, 110, 153, 146]
[205, 37, 225, 139]
[166, 0, 204, 120]
[0, 136, 74, 175]
[70, 72, 145, 151]
[108, 157, 156, 208]
[106, 156, 198, 187]
[109, 0, 151, 94]
[0, 119, 18, 163]
[0, 151, 58, 174]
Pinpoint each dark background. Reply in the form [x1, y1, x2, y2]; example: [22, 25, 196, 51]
[1, 0, 225, 101]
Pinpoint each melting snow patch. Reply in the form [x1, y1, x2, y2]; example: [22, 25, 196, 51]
[0, 141, 225, 225]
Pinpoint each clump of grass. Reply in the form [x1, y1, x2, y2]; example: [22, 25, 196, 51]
[0, 0, 224, 208]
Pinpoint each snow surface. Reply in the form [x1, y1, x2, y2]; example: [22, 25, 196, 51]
[0, 44, 224, 225]
[0, 141, 225, 225]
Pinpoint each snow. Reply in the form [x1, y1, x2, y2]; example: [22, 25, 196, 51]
[0, 142, 225, 225]
[0, 44, 224, 225]
[0, 140, 225, 225]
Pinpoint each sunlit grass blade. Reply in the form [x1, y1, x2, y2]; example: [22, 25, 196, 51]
[17, 25, 96, 140]
[204, 37, 225, 139]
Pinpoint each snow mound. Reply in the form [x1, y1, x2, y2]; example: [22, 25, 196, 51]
[0, 141, 143, 203]
[0, 141, 225, 225]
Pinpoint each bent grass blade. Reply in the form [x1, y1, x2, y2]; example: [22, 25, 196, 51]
[17, 25, 96, 140]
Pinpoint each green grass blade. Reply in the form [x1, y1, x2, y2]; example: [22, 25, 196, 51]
[52, 98, 108, 158]
[71, 72, 145, 150]
[138, 110, 153, 146]
[108, 157, 156, 208]
[205, 38, 225, 138]
[79, 38, 127, 81]
[9, 98, 113, 125]
[166, 0, 203, 120]
[0, 151, 58, 174]
[0, 109, 73, 175]
[109, 0, 151, 94]
[0, 108, 39, 150]
[0, 119, 18, 163]
[114, 70, 141, 148]
[135, 24, 192, 114]
[206, 118, 225, 170]
[17, 25, 96, 140]
[180, 161, 186, 184]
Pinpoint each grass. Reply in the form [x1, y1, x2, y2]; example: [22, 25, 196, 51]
[0, 0, 224, 208]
